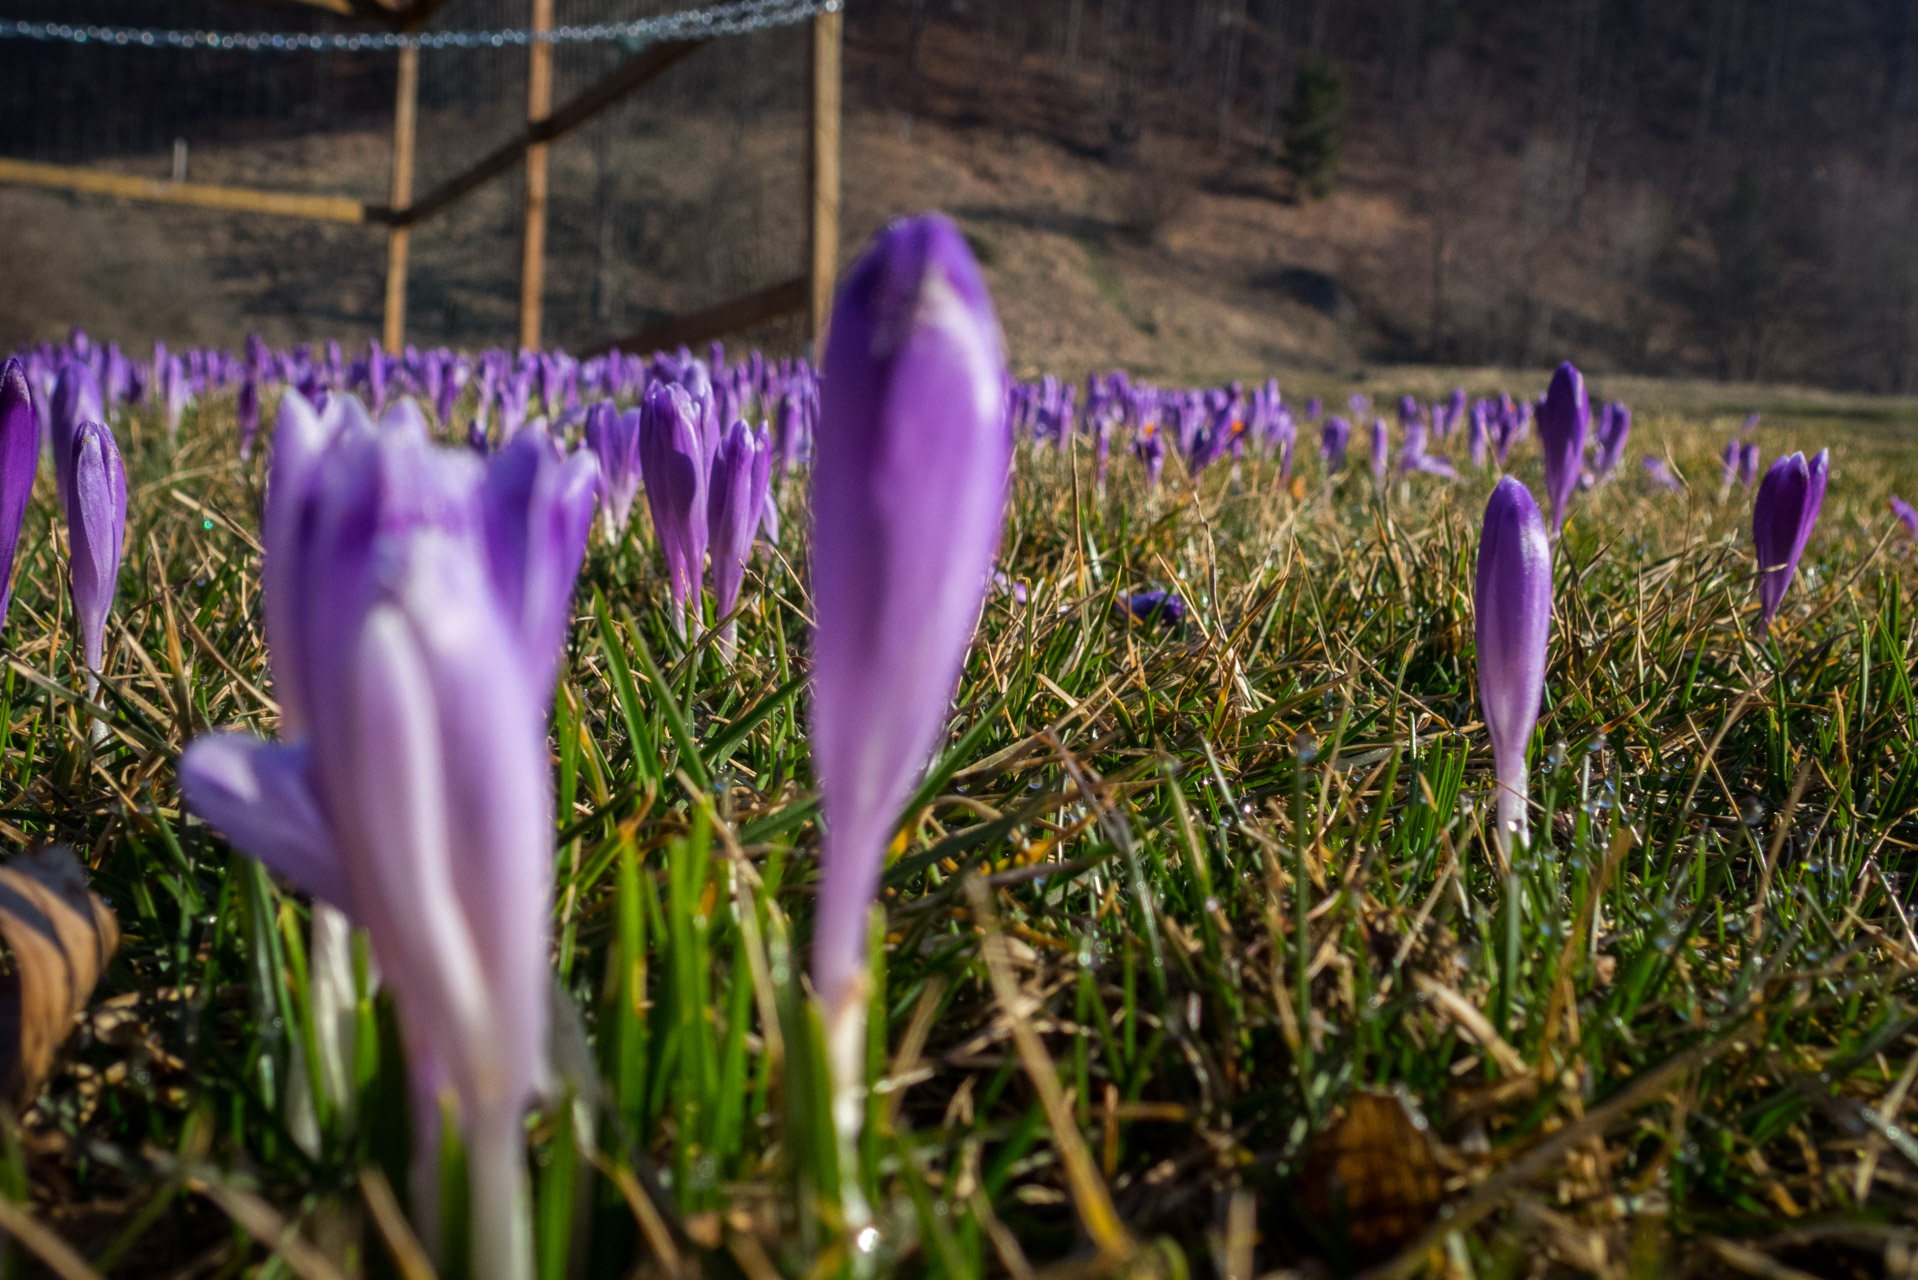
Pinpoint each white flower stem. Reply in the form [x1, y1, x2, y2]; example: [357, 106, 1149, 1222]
[467, 1108, 534, 1280]
[823, 988, 873, 1243]
[1493, 761, 1529, 865]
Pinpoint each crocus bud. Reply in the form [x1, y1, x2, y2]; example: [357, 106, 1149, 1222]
[1739, 441, 1761, 488]
[237, 376, 261, 461]
[1643, 456, 1683, 492]
[810, 214, 1008, 1120]
[160, 355, 192, 444]
[1475, 477, 1551, 853]
[583, 401, 643, 540]
[1133, 422, 1166, 488]
[66, 422, 127, 676]
[637, 381, 709, 637]
[1537, 362, 1588, 537]
[0, 360, 40, 631]
[1321, 416, 1350, 471]
[51, 359, 103, 508]
[1120, 589, 1184, 625]
[481, 430, 599, 703]
[1892, 495, 1918, 540]
[706, 420, 769, 662]
[1752, 449, 1828, 636]
[1369, 419, 1389, 481]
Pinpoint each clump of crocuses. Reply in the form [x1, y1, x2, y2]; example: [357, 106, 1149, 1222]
[1475, 477, 1551, 854]
[180, 392, 591, 1280]
[1752, 449, 1828, 636]
[808, 214, 1010, 1178]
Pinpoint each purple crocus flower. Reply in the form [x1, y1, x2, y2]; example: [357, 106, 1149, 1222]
[1120, 589, 1184, 625]
[808, 214, 1009, 1125]
[160, 354, 192, 444]
[1642, 456, 1683, 493]
[1752, 449, 1828, 636]
[1739, 441, 1761, 488]
[1321, 416, 1350, 471]
[582, 400, 643, 540]
[1475, 477, 1551, 854]
[0, 361, 40, 631]
[237, 376, 262, 461]
[1467, 402, 1490, 468]
[1742, 412, 1761, 434]
[480, 429, 599, 702]
[1305, 397, 1323, 420]
[66, 422, 127, 677]
[1134, 422, 1166, 487]
[1891, 495, 1918, 540]
[637, 381, 709, 638]
[180, 418, 573, 1280]
[1369, 418, 1390, 482]
[1537, 362, 1589, 538]
[51, 359, 103, 509]
[1721, 439, 1742, 495]
[1590, 401, 1630, 482]
[706, 420, 770, 661]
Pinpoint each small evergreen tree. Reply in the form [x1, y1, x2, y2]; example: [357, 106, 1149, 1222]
[1280, 53, 1348, 199]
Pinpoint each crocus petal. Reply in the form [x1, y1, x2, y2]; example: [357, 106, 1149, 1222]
[0, 360, 39, 630]
[179, 732, 349, 912]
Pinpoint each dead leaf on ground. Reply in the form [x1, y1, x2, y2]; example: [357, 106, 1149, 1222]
[0, 845, 121, 1106]
[1297, 1089, 1445, 1263]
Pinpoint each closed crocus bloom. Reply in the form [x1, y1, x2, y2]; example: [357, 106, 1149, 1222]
[1537, 362, 1588, 537]
[180, 426, 567, 1280]
[237, 376, 261, 461]
[1369, 418, 1389, 481]
[52, 359, 103, 507]
[1752, 449, 1828, 636]
[706, 420, 768, 661]
[480, 429, 599, 702]
[66, 422, 127, 677]
[0, 360, 40, 631]
[1740, 441, 1761, 488]
[1721, 439, 1741, 493]
[810, 214, 1009, 1124]
[1892, 495, 1918, 540]
[637, 381, 709, 637]
[1475, 477, 1551, 853]
[583, 400, 643, 540]
[1120, 589, 1184, 625]
[161, 355, 192, 444]
[1321, 416, 1350, 471]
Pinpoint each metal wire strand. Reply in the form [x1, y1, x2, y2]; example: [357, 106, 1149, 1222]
[0, 0, 840, 53]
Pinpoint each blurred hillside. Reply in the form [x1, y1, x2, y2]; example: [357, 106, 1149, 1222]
[5, 0, 1918, 392]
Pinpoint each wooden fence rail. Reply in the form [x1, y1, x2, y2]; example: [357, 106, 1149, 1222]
[0, 5, 839, 358]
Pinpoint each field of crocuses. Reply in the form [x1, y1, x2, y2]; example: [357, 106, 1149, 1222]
[5, 213, 1918, 1279]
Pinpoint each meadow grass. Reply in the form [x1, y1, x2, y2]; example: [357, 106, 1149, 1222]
[8, 385, 1918, 1280]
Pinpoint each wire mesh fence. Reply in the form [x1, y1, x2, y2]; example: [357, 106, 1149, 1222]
[0, 0, 814, 355]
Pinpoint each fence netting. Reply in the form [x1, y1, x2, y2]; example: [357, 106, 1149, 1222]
[0, 0, 811, 355]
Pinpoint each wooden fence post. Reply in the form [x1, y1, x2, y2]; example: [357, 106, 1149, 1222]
[520, 0, 555, 352]
[807, 6, 843, 359]
[382, 43, 420, 355]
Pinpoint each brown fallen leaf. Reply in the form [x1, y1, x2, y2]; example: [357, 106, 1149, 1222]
[1298, 1089, 1444, 1264]
[0, 845, 120, 1106]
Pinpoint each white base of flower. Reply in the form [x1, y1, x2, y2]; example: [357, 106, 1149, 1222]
[468, 1108, 534, 1280]
[1493, 765, 1530, 862]
[823, 984, 873, 1239]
